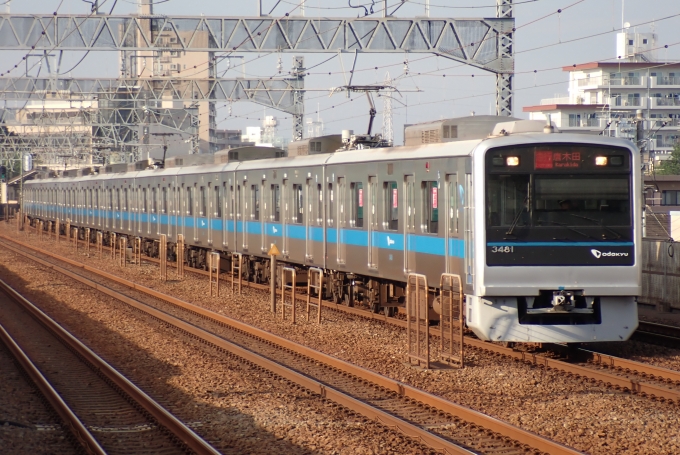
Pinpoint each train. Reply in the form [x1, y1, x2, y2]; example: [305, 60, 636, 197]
[23, 117, 641, 344]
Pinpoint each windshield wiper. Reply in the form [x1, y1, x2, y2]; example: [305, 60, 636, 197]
[505, 203, 527, 236]
[567, 214, 622, 240]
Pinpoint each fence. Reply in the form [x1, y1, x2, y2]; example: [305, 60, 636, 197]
[640, 239, 680, 311]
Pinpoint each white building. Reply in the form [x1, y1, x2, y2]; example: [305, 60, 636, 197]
[524, 32, 680, 166]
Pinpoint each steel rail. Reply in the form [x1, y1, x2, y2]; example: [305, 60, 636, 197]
[0, 270, 220, 455]
[634, 321, 680, 348]
[0, 319, 106, 455]
[0, 233, 581, 455]
[12, 229, 680, 402]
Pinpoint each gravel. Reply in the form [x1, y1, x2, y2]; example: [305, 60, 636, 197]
[0, 340, 76, 454]
[2, 224, 680, 454]
[0, 227, 436, 455]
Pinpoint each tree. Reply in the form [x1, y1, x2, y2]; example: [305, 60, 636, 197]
[655, 144, 680, 175]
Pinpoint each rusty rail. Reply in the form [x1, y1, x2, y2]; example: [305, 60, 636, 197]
[0, 275, 220, 455]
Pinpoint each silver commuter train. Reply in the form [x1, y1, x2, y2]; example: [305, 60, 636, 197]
[24, 119, 641, 343]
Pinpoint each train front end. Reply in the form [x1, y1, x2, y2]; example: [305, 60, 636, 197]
[467, 132, 641, 343]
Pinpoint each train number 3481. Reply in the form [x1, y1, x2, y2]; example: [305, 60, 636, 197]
[491, 246, 514, 253]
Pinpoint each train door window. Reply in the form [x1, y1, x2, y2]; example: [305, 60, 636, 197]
[317, 184, 323, 225]
[142, 188, 148, 213]
[271, 184, 280, 221]
[405, 176, 415, 233]
[447, 178, 458, 234]
[151, 187, 157, 213]
[115, 189, 120, 211]
[422, 181, 439, 234]
[214, 185, 221, 218]
[383, 181, 398, 230]
[251, 184, 260, 220]
[327, 183, 334, 227]
[292, 184, 303, 224]
[199, 186, 207, 216]
[350, 182, 364, 228]
[186, 185, 193, 215]
[161, 187, 168, 214]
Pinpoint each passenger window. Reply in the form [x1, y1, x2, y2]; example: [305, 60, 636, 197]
[384, 181, 398, 230]
[422, 181, 439, 234]
[292, 184, 303, 224]
[271, 184, 280, 221]
[200, 186, 207, 216]
[214, 185, 221, 218]
[251, 184, 260, 221]
[351, 182, 364, 228]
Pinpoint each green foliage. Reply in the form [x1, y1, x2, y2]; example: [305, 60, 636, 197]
[656, 144, 680, 175]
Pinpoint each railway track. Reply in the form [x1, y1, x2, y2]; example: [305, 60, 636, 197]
[633, 321, 680, 348]
[0, 233, 580, 455]
[39, 231, 680, 406]
[100, 235, 680, 405]
[0, 275, 219, 455]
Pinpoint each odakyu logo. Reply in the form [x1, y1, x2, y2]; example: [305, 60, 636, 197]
[591, 249, 629, 259]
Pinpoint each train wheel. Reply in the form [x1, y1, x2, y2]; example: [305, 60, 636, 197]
[343, 293, 354, 307]
[386, 307, 398, 318]
[370, 302, 380, 314]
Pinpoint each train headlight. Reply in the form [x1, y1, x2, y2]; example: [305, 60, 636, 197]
[506, 156, 520, 166]
[595, 156, 608, 166]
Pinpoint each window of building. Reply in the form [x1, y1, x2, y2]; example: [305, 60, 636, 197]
[383, 181, 398, 230]
[662, 190, 680, 206]
[351, 182, 364, 228]
[292, 184, 303, 224]
[422, 181, 439, 234]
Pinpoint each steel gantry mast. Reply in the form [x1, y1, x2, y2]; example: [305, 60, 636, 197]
[0, 4, 515, 165]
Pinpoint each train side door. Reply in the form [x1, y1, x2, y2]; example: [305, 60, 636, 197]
[336, 177, 346, 265]
[445, 174, 458, 273]
[464, 172, 474, 285]
[404, 175, 415, 274]
[281, 180, 288, 256]
[367, 176, 378, 270]
[260, 181, 266, 254]
[242, 182, 250, 251]
[305, 180, 312, 261]
[221, 182, 229, 250]
[234, 183, 241, 251]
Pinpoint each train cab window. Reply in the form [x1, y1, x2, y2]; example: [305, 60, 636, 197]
[292, 184, 303, 224]
[383, 181, 398, 230]
[186, 186, 193, 216]
[422, 181, 438, 234]
[199, 186, 207, 216]
[351, 182, 364, 228]
[271, 184, 280, 221]
[214, 185, 221, 218]
[251, 185, 260, 221]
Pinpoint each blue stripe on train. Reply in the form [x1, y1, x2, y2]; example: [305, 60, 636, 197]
[31, 204, 467, 257]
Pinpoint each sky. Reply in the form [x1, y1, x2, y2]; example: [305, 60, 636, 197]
[4, 0, 680, 145]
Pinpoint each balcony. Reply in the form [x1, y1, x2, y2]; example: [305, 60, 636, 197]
[651, 76, 680, 88]
[567, 118, 604, 128]
[652, 118, 680, 128]
[609, 97, 646, 108]
[650, 98, 680, 109]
